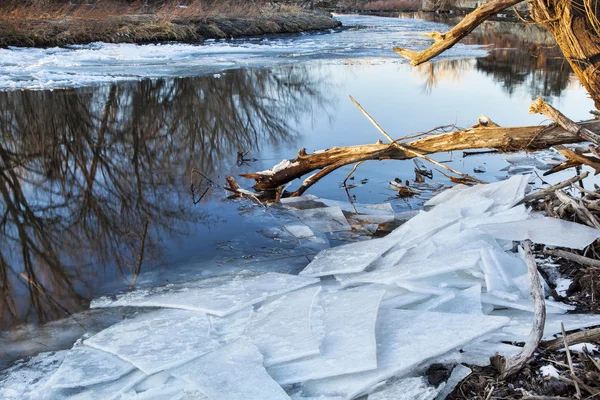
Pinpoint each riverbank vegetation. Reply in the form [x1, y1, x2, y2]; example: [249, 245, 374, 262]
[0, 0, 341, 47]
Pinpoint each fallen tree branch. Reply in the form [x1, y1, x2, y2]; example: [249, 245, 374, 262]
[545, 145, 600, 175]
[554, 190, 600, 229]
[544, 248, 600, 268]
[393, 0, 525, 66]
[498, 240, 546, 379]
[562, 322, 583, 399]
[542, 326, 600, 351]
[240, 119, 600, 196]
[518, 171, 590, 204]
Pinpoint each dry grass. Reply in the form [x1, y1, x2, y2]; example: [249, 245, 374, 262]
[0, 0, 340, 47]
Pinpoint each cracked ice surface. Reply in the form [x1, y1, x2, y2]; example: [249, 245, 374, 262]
[302, 309, 509, 399]
[91, 270, 319, 317]
[84, 309, 219, 375]
[172, 339, 290, 400]
[44, 345, 135, 389]
[245, 286, 322, 366]
[267, 288, 384, 385]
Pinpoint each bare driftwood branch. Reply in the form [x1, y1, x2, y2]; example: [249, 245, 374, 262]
[542, 326, 600, 351]
[393, 0, 525, 66]
[554, 190, 600, 229]
[518, 171, 590, 204]
[498, 240, 546, 379]
[530, 98, 600, 146]
[241, 119, 600, 196]
[561, 322, 583, 399]
[544, 145, 600, 176]
[544, 248, 600, 268]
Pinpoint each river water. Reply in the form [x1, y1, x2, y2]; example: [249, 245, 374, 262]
[0, 13, 595, 367]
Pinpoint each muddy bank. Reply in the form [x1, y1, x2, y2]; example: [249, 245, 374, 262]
[0, 9, 341, 48]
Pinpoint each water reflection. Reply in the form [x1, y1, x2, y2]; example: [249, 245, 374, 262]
[0, 65, 331, 330]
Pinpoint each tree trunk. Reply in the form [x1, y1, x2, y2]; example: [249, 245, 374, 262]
[530, 0, 600, 110]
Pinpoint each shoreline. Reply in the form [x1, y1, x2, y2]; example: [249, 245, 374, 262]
[0, 9, 341, 48]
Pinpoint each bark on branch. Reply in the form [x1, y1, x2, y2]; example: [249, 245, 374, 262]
[530, 98, 600, 145]
[393, 0, 525, 66]
[240, 119, 600, 196]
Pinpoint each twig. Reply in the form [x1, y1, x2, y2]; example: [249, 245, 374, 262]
[518, 171, 589, 204]
[349, 96, 486, 184]
[545, 248, 600, 268]
[343, 161, 364, 187]
[462, 150, 499, 157]
[484, 385, 495, 400]
[498, 240, 546, 379]
[562, 322, 583, 399]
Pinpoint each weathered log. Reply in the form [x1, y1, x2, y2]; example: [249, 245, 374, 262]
[240, 119, 600, 195]
[393, 0, 525, 66]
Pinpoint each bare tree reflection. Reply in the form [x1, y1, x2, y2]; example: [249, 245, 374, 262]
[0, 65, 332, 330]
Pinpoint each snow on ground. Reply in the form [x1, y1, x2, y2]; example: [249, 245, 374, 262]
[3, 174, 600, 400]
[0, 15, 489, 91]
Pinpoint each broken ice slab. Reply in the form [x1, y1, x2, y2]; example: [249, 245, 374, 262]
[461, 204, 530, 229]
[368, 376, 441, 400]
[395, 281, 451, 296]
[128, 376, 209, 400]
[347, 214, 395, 225]
[45, 345, 135, 389]
[318, 199, 395, 215]
[433, 285, 483, 315]
[68, 370, 147, 400]
[478, 216, 600, 250]
[209, 308, 254, 345]
[294, 207, 352, 233]
[434, 337, 522, 367]
[299, 237, 397, 278]
[302, 309, 509, 399]
[285, 224, 317, 239]
[84, 309, 219, 375]
[91, 270, 319, 317]
[245, 286, 322, 366]
[480, 248, 526, 294]
[338, 251, 481, 287]
[172, 339, 290, 400]
[380, 292, 431, 309]
[409, 292, 456, 311]
[481, 293, 575, 314]
[492, 309, 600, 342]
[434, 365, 471, 400]
[267, 288, 384, 385]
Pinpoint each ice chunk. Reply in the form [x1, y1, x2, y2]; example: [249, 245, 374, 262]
[433, 285, 483, 315]
[478, 216, 600, 250]
[69, 370, 147, 400]
[461, 204, 529, 228]
[209, 308, 254, 344]
[84, 309, 219, 375]
[299, 237, 396, 278]
[294, 207, 351, 232]
[267, 288, 384, 385]
[395, 281, 451, 295]
[481, 293, 574, 314]
[368, 377, 440, 400]
[368, 248, 408, 271]
[91, 270, 319, 317]
[128, 376, 209, 400]
[245, 286, 322, 366]
[0, 350, 67, 399]
[434, 365, 471, 400]
[285, 224, 317, 238]
[45, 346, 135, 389]
[434, 338, 522, 366]
[380, 292, 431, 309]
[540, 365, 560, 379]
[338, 251, 481, 287]
[171, 339, 290, 400]
[302, 309, 509, 399]
[349, 214, 395, 225]
[410, 292, 455, 311]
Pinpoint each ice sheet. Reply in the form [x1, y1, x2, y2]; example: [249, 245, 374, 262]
[433, 285, 483, 315]
[45, 346, 135, 389]
[91, 270, 319, 317]
[299, 237, 396, 277]
[267, 288, 384, 385]
[69, 370, 147, 400]
[434, 365, 472, 400]
[294, 207, 352, 233]
[368, 377, 440, 400]
[84, 309, 219, 375]
[302, 309, 509, 399]
[338, 251, 481, 287]
[285, 224, 317, 238]
[172, 339, 290, 400]
[434, 338, 522, 366]
[209, 308, 254, 344]
[478, 216, 600, 250]
[245, 286, 322, 366]
[481, 293, 574, 314]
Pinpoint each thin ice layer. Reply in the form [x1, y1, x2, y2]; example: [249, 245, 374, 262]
[434, 365, 472, 400]
[294, 207, 352, 233]
[338, 251, 481, 287]
[245, 286, 322, 366]
[45, 346, 135, 389]
[267, 288, 385, 385]
[172, 339, 290, 400]
[478, 216, 600, 250]
[209, 308, 254, 344]
[69, 370, 147, 400]
[91, 270, 319, 317]
[302, 309, 509, 399]
[433, 285, 483, 315]
[368, 377, 440, 400]
[84, 309, 218, 375]
[299, 237, 396, 277]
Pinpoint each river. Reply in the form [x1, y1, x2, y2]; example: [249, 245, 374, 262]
[0, 13, 595, 368]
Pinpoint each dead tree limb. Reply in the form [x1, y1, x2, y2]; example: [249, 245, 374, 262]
[393, 0, 525, 66]
[498, 240, 546, 379]
[241, 120, 600, 196]
[542, 326, 600, 351]
[545, 145, 600, 175]
[518, 171, 590, 204]
[545, 248, 600, 268]
[530, 98, 600, 145]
